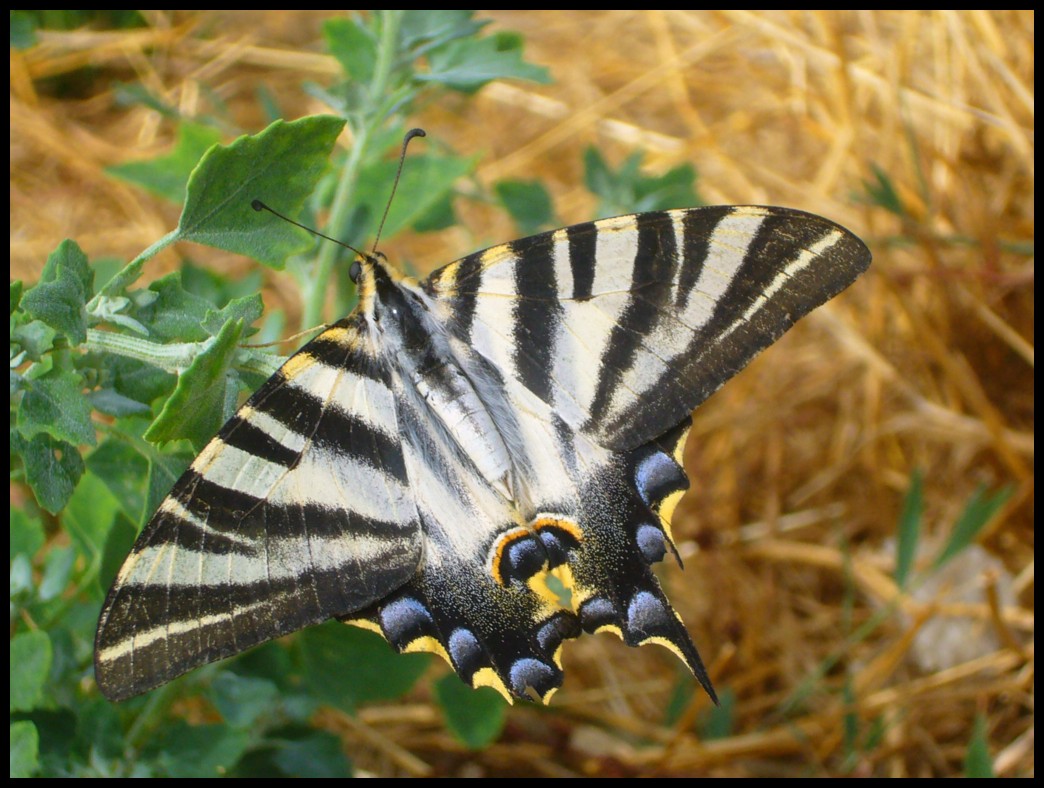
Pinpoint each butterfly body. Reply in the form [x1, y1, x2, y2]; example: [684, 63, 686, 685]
[96, 205, 870, 703]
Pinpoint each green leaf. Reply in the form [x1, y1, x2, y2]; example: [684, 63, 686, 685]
[176, 115, 346, 268]
[861, 163, 906, 217]
[298, 623, 428, 710]
[88, 387, 153, 417]
[495, 178, 555, 236]
[17, 368, 96, 447]
[10, 10, 38, 49]
[434, 674, 506, 749]
[21, 239, 93, 345]
[895, 469, 923, 590]
[11, 278, 23, 313]
[137, 272, 221, 342]
[201, 293, 264, 338]
[97, 510, 139, 596]
[324, 17, 376, 84]
[107, 121, 223, 204]
[63, 470, 121, 564]
[144, 318, 245, 450]
[87, 437, 150, 523]
[10, 630, 53, 712]
[145, 442, 193, 521]
[38, 544, 75, 601]
[14, 432, 85, 514]
[584, 146, 699, 218]
[10, 508, 45, 561]
[208, 672, 280, 730]
[400, 10, 487, 52]
[964, 713, 995, 777]
[933, 485, 1013, 570]
[9, 721, 40, 778]
[355, 153, 476, 241]
[11, 319, 58, 361]
[181, 257, 263, 307]
[700, 687, 735, 740]
[152, 722, 252, 779]
[267, 730, 351, 778]
[420, 31, 550, 92]
[102, 355, 177, 408]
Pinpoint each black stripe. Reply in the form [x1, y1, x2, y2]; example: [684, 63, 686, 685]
[311, 405, 408, 483]
[303, 325, 385, 383]
[675, 207, 731, 310]
[430, 252, 483, 341]
[586, 212, 678, 425]
[567, 222, 597, 301]
[247, 372, 325, 437]
[219, 417, 299, 468]
[511, 233, 559, 404]
[145, 487, 415, 552]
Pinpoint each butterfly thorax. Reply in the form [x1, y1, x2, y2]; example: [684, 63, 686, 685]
[363, 256, 515, 501]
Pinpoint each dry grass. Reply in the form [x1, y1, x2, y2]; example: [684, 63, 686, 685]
[10, 9, 1033, 778]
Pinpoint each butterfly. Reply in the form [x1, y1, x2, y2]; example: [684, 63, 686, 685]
[95, 203, 870, 703]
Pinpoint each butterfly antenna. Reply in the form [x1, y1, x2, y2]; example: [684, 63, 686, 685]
[372, 127, 427, 254]
[250, 199, 367, 259]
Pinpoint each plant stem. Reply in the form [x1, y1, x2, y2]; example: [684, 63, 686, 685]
[301, 10, 403, 330]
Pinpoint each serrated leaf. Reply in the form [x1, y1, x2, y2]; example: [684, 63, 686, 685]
[145, 318, 245, 450]
[14, 432, 85, 514]
[420, 31, 550, 92]
[202, 293, 264, 337]
[495, 178, 554, 236]
[434, 674, 506, 749]
[21, 239, 93, 345]
[10, 630, 53, 712]
[107, 121, 223, 203]
[17, 368, 96, 447]
[176, 115, 346, 268]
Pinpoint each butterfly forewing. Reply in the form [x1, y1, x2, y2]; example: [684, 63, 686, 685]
[96, 204, 869, 703]
[94, 316, 422, 701]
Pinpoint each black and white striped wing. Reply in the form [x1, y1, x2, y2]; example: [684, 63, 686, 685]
[424, 206, 871, 451]
[94, 317, 422, 702]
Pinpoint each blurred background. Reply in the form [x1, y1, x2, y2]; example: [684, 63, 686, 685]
[10, 10, 1033, 778]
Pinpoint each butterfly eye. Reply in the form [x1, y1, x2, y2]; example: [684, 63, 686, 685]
[349, 260, 363, 283]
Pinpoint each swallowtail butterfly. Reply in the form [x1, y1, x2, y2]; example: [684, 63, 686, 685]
[95, 202, 870, 703]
